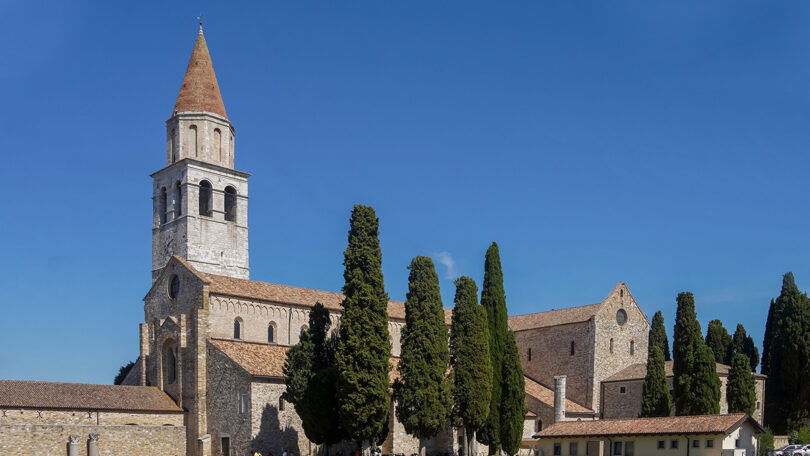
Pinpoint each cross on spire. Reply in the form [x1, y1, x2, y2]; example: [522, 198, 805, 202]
[197, 13, 204, 33]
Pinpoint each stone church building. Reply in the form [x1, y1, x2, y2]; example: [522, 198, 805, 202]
[0, 25, 764, 456]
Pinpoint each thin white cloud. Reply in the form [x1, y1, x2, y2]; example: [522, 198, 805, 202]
[434, 251, 457, 280]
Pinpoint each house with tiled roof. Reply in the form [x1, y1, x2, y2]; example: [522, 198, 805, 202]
[533, 413, 765, 456]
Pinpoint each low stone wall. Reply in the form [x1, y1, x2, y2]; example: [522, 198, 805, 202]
[0, 423, 185, 456]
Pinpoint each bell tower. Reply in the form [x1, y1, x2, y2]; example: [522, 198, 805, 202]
[151, 24, 250, 281]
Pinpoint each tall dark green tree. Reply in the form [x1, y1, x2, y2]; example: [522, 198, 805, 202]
[450, 277, 492, 456]
[764, 272, 810, 433]
[705, 320, 732, 365]
[672, 291, 704, 416]
[761, 299, 775, 376]
[649, 311, 672, 361]
[691, 344, 721, 415]
[335, 205, 392, 447]
[113, 361, 135, 385]
[727, 353, 756, 416]
[640, 346, 671, 417]
[394, 256, 452, 444]
[500, 332, 526, 456]
[742, 334, 760, 373]
[283, 304, 344, 449]
[478, 243, 509, 455]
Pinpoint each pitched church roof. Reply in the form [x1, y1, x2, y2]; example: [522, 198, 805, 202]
[523, 376, 595, 415]
[0, 380, 182, 412]
[508, 302, 603, 332]
[603, 360, 767, 382]
[203, 271, 454, 323]
[173, 26, 228, 119]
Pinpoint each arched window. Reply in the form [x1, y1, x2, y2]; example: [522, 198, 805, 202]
[238, 388, 249, 414]
[199, 181, 212, 216]
[570, 341, 575, 356]
[170, 128, 177, 163]
[234, 319, 242, 339]
[162, 340, 178, 389]
[189, 125, 198, 158]
[159, 187, 167, 224]
[214, 128, 222, 161]
[174, 182, 182, 217]
[610, 338, 614, 354]
[268, 324, 275, 343]
[224, 186, 237, 222]
[535, 419, 542, 432]
[630, 340, 635, 355]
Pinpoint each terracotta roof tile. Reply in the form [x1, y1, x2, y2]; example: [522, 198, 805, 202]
[534, 413, 763, 439]
[523, 376, 594, 415]
[604, 361, 766, 382]
[173, 28, 227, 118]
[204, 273, 452, 324]
[0, 380, 182, 412]
[209, 338, 289, 378]
[508, 303, 602, 332]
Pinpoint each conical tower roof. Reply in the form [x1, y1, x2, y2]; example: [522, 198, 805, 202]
[173, 26, 228, 119]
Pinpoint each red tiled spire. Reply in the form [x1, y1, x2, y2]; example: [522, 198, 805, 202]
[173, 25, 228, 119]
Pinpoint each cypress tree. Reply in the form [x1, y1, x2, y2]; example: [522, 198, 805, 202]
[500, 331, 526, 456]
[742, 334, 760, 373]
[672, 291, 703, 416]
[729, 324, 747, 365]
[335, 205, 392, 447]
[640, 346, 671, 417]
[727, 353, 756, 416]
[394, 256, 452, 442]
[649, 311, 672, 361]
[450, 277, 492, 456]
[283, 304, 344, 448]
[478, 243, 509, 455]
[705, 320, 732, 365]
[761, 299, 775, 375]
[691, 343, 721, 415]
[764, 272, 810, 433]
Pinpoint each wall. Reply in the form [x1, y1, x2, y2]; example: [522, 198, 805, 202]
[0, 424, 185, 456]
[249, 380, 310, 456]
[207, 345, 253, 456]
[592, 285, 649, 414]
[722, 423, 758, 455]
[0, 409, 183, 426]
[536, 435, 729, 456]
[600, 379, 644, 419]
[516, 321, 595, 409]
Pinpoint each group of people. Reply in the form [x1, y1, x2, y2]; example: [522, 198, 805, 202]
[254, 448, 291, 456]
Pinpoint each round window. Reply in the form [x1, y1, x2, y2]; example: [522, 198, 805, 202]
[616, 309, 627, 326]
[169, 275, 180, 299]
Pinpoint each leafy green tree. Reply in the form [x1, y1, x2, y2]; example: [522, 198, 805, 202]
[672, 291, 703, 416]
[394, 256, 452, 443]
[690, 344, 721, 415]
[113, 360, 135, 385]
[764, 272, 810, 433]
[450, 277, 492, 456]
[640, 346, 671, 417]
[726, 354, 756, 416]
[761, 299, 775, 375]
[788, 427, 810, 445]
[705, 320, 732, 364]
[335, 205, 392, 447]
[758, 428, 774, 456]
[500, 331, 526, 456]
[478, 243, 509, 455]
[283, 304, 345, 449]
[649, 311, 671, 361]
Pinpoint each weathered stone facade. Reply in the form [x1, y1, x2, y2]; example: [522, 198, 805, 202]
[0, 424, 185, 456]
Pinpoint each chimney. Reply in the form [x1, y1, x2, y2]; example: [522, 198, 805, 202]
[553, 375, 567, 423]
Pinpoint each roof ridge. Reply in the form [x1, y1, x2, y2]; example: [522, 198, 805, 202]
[509, 302, 602, 319]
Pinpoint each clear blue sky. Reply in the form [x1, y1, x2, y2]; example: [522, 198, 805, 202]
[1, 1, 808, 384]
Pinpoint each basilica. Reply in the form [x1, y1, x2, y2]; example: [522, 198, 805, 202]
[0, 25, 764, 456]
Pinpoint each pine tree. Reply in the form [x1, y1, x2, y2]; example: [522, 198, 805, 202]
[761, 299, 775, 376]
[727, 354, 756, 416]
[335, 205, 392, 447]
[764, 272, 810, 433]
[705, 320, 732, 365]
[672, 291, 703, 416]
[691, 343, 721, 415]
[500, 332, 526, 456]
[640, 346, 671, 417]
[478, 243, 509, 455]
[394, 256, 452, 442]
[450, 277, 492, 456]
[649, 311, 672, 361]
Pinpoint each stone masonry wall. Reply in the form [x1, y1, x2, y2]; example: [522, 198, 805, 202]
[0, 409, 183, 426]
[515, 321, 595, 409]
[592, 284, 649, 413]
[0, 424, 185, 456]
[250, 380, 309, 456]
[207, 345, 252, 456]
